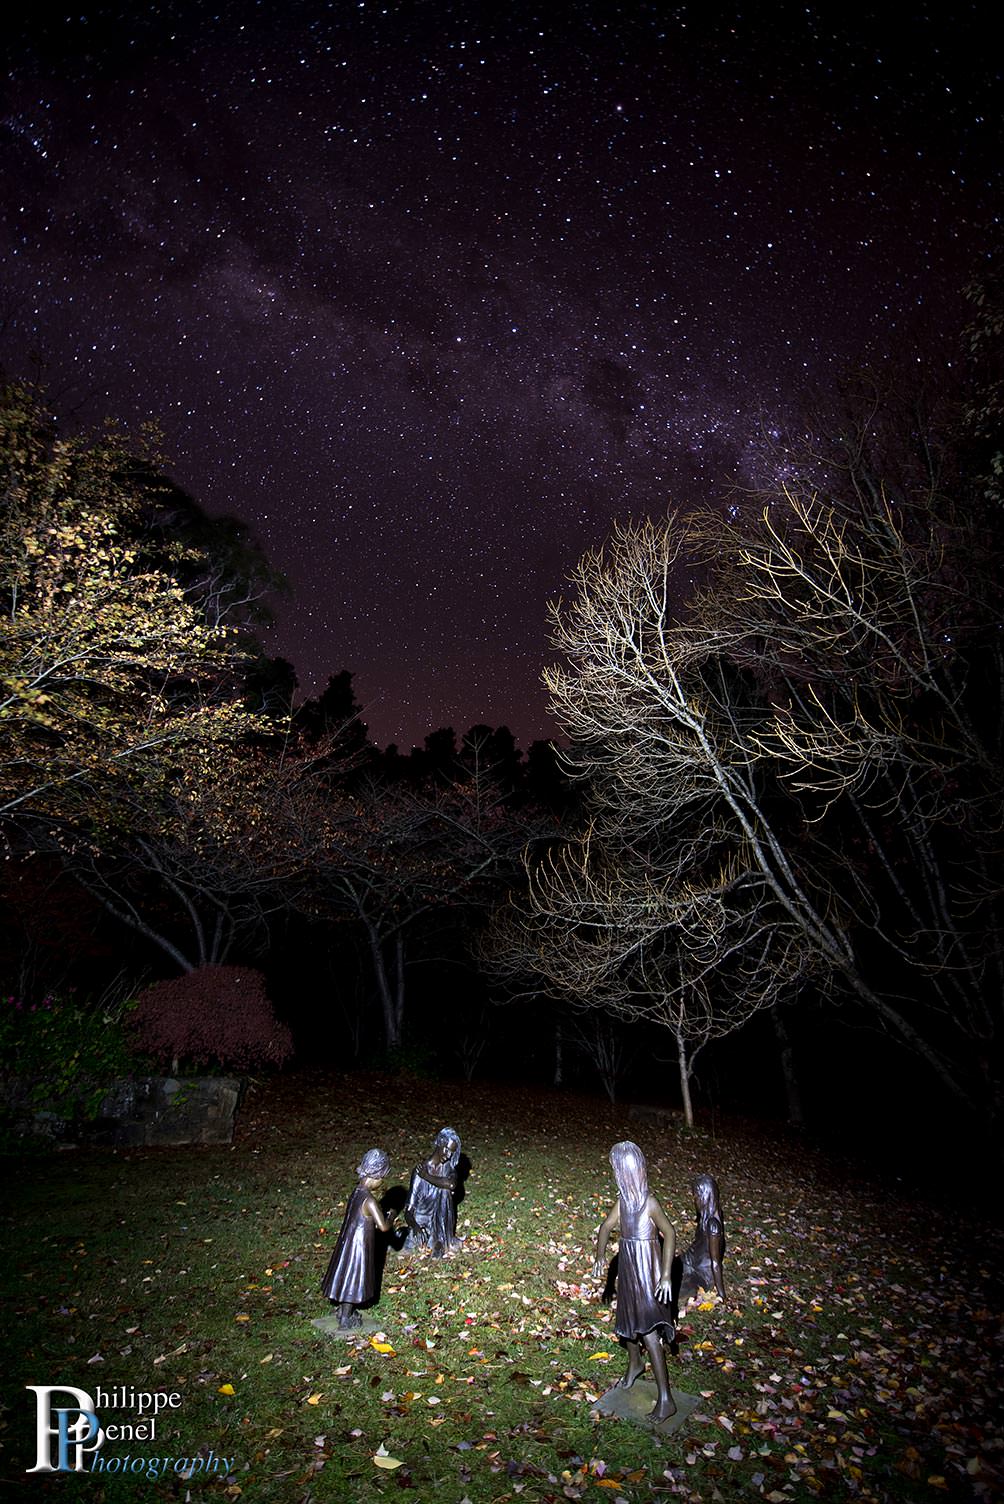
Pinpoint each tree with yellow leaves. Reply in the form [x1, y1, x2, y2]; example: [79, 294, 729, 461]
[0, 380, 271, 837]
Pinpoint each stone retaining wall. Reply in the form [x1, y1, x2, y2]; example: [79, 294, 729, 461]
[96, 1076, 242, 1145]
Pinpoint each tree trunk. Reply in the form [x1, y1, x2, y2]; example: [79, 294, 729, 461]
[366, 925, 402, 1052]
[677, 1029, 694, 1128]
[393, 933, 405, 1046]
[554, 1016, 563, 1087]
[90, 890, 195, 974]
[770, 1005, 804, 1129]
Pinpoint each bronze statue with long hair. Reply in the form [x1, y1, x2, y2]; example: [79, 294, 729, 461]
[592, 1140, 677, 1421]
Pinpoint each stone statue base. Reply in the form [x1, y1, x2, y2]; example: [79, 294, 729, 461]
[593, 1381, 700, 1435]
[311, 1311, 386, 1339]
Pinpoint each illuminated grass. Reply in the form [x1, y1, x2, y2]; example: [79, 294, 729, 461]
[3, 1071, 999, 1501]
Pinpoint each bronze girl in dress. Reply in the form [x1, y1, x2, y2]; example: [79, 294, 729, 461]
[321, 1148, 395, 1327]
[678, 1172, 726, 1306]
[593, 1140, 677, 1420]
[403, 1126, 462, 1257]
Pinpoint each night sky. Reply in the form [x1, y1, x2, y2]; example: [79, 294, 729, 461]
[1, 3, 998, 748]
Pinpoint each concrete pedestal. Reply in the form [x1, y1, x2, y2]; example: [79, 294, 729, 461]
[593, 1380, 700, 1435]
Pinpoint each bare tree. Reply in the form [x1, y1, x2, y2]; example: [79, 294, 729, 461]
[526, 422, 1002, 1132]
[491, 818, 802, 1124]
[568, 1010, 633, 1104]
[298, 733, 539, 1053]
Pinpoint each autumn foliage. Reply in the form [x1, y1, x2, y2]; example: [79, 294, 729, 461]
[130, 965, 293, 1072]
[0, 379, 271, 829]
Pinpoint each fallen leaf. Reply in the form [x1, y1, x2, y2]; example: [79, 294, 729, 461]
[218, 1383, 235, 1396]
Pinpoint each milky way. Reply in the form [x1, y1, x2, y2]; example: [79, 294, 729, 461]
[1, 3, 998, 745]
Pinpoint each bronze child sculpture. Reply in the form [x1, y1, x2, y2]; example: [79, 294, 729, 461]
[593, 1140, 677, 1421]
[677, 1172, 726, 1308]
[321, 1148, 395, 1327]
[403, 1126, 462, 1257]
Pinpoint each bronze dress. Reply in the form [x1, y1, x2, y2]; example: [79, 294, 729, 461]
[402, 1162, 456, 1256]
[679, 1213, 725, 1303]
[321, 1185, 374, 1304]
[614, 1198, 675, 1341]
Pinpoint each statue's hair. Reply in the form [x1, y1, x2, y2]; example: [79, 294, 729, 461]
[609, 1140, 649, 1215]
[433, 1126, 462, 1169]
[357, 1148, 390, 1179]
[693, 1173, 721, 1225]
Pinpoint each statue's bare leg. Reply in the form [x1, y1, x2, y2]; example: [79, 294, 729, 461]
[616, 1339, 645, 1389]
[643, 1332, 676, 1420]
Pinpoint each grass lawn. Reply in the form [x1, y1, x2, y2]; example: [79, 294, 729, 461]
[2, 1070, 1000, 1502]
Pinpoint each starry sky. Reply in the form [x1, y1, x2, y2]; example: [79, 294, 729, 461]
[1, 2, 998, 748]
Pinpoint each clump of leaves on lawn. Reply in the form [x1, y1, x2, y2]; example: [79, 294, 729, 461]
[2, 1070, 1001, 1502]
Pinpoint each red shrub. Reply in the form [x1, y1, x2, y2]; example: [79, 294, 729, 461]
[130, 966, 293, 1072]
